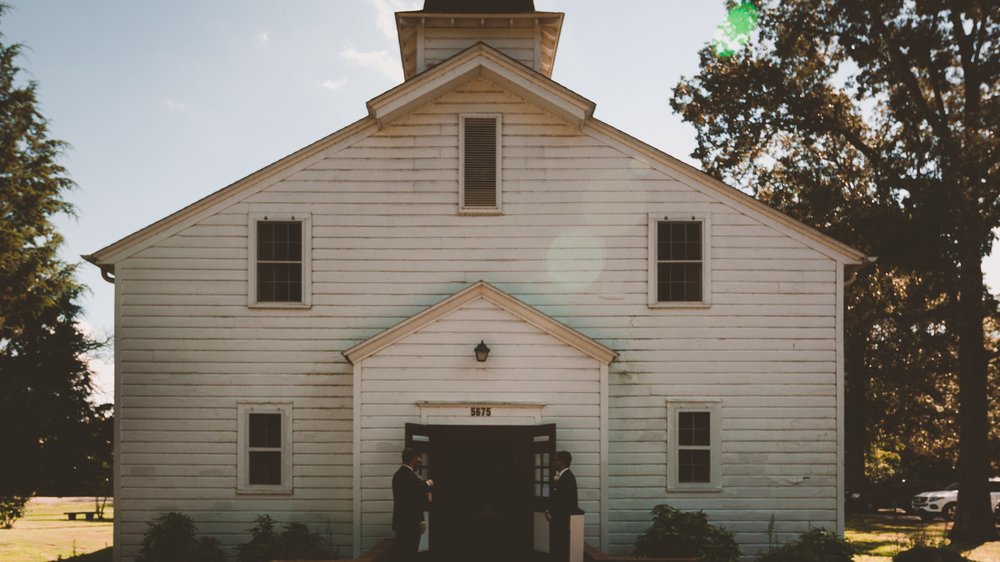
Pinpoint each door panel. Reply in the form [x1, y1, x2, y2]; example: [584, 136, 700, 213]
[404, 424, 432, 554]
[530, 424, 556, 554]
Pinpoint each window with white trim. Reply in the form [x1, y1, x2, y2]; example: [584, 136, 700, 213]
[238, 402, 293, 494]
[667, 400, 721, 491]
[248, 213, 312, 308]
[648, 214, 711, 307]
[459, 114, 502, 213]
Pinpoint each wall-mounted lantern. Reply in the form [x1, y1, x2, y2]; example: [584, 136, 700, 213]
[474, 340, 491, 362]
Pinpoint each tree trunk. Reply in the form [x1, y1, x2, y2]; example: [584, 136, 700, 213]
[844, 322, 869, 495]
[948, 246, 998, 542]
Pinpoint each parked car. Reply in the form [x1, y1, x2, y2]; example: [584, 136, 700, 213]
[847, 478, 944, 513]
[911, 478, 1000, 521]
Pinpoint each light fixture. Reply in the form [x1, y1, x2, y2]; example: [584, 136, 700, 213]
[474, 340, 490, 362]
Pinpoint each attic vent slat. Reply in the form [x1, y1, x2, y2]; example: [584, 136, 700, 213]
[463, 117, 498, 208]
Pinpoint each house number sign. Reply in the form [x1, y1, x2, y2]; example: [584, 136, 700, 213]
[470, 407, 492, 417]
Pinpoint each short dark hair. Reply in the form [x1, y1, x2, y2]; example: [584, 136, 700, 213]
[402, 447, 420, 464]
[555, 450, 572, 466]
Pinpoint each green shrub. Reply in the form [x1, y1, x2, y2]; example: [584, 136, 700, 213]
[633, 504, 741, 562]
[0, 496, 29, 529]
[236, 514, 338, 562]
[893, 546, 970, 562]
[758, 528, 853, 562]
[136, 512, 227, 562]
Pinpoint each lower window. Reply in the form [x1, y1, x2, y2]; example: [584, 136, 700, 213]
[667, 400, 721, 491]
[238, 402, 293, 493]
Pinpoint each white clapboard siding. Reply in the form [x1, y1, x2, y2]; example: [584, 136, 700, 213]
[114, 77, 841, 560]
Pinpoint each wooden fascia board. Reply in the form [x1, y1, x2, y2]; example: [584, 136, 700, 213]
[585, 119, 868, 265]
[343, 281, 617, 365]
[367, 44, 594, 129]
[478, 60, 592, 126]
[87, 117, 378, 266]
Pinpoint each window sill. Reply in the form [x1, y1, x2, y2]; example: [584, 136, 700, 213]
[648, 302, 712, 309]
[249, 302, 312, 310]
[237, 486, 294, 495]
[459, 208, 503, 216]
[666, 485, 723, 493]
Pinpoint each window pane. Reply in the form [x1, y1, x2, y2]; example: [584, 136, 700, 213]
[249, 413, 282, 448]
[258, 221, 302, 261]
[658, 263, 703, 302]
[657, 221, 701, 261]
[258, 263, 303, 302]
[679, 412, 711, 446]
[678, 449, 711, 483]
[249, 451, 282, 485]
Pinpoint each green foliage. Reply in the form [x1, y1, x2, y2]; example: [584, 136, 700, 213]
[0, 1, 108, 508]
[633, 504, 741, 562]
[894, 546, 970, 562]
[0, 496, 28, 529]
[235, 514, 338, 562]
[758, 528, 854, 562]
[672, 0, 1000, 540]
[136, 513, 226, 562]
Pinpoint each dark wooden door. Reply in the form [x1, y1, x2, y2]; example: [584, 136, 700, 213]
[429, 425, 535, 562]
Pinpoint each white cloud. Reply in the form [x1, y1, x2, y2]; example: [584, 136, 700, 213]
[368, 0, 421, 40]
[256, 30, 270, 43]
[165, 98, 186, 111]
[340, 45, 403, 82]
[76, 319, 114, 405]
[321, 78, 348, 92]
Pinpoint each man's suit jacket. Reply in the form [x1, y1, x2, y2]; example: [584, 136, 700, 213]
[550, 468, 579, 519]
[392, 465, 428, 532]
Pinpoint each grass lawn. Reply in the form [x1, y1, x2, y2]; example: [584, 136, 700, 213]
[0, 497, 113, 562]
[847, 512, 1000, 561]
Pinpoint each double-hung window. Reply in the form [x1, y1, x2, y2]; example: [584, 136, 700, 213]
[667, 400, 721, 491]
[238, 402, 293, 494]
[649, 214, 711, 307]
[248, 213, 312, 308]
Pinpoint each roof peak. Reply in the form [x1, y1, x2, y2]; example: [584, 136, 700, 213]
[422, 0, 535, 13]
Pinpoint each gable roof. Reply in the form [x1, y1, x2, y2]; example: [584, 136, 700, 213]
[343, 281, 618, 365]
[367, 42, 593, 129]
[85, 41, 865, 270]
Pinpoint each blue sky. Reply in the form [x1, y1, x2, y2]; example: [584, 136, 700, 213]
[8, 1, 998, 402]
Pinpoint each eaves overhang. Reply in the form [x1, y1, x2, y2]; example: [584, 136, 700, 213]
[367, 42, 594, 130]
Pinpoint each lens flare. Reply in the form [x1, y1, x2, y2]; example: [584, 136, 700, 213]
[713, 2, 759, 57]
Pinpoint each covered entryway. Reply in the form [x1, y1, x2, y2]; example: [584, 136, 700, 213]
[406, 423, 555, 562]
[345, 282, 616, 558]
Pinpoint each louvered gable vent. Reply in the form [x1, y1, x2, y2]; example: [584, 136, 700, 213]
[463, 117, 499, 208]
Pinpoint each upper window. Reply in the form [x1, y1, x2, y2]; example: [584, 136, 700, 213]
[238, 402, 293, 494]
[248, 213, 312, 308]
[667, 400, 721, 491]
[459, 114, 502, 214]
[258, 221, 302, 302]
[648, 214, 711, 307]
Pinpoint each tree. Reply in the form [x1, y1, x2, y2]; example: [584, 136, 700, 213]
[672, 0, 998, 541]
[0, 2, 106, 523]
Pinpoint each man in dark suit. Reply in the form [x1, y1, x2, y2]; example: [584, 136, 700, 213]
[392, 448, 432, 562]
[546, 450, 578, 562]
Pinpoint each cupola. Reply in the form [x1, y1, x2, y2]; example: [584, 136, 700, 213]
[395, 0, 564, 80]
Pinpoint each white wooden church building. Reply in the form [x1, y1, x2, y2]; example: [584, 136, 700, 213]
[87, 1, 866, 560]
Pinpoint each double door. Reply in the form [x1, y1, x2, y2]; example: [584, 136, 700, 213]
[405, 423, 556, 562]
